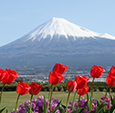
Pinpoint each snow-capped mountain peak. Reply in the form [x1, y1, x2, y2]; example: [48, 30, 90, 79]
[27, 17, 100, 41]
[23, 17, 115, 42]
[100, 33, 115, 40]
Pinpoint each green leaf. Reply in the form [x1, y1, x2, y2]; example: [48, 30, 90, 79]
[95, 100, 104, 113]
[6, 110, 8, 113]
[112, 109, 115, 113]
[104, 109, 109, 113]
[96, 100, 100, 106]
[0, 107, 6, 113]
[71, 107, 83, 113]
[24, 104, 34, 113]
[59, 106, 65, 113]
[61, 104, 66, 109]
[88, 98, 92, 112]
[25, 104, 30, 113]
[111, 98, 115, 105]
[51, 100, 62, 113]
[110, 101, 115, 113]
[40, 106, 44, 113]
[86, 93, 89, 101]
[95, 104, 107, 113]
[43, 95, 47, 113]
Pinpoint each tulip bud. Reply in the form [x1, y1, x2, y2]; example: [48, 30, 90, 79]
[66, 80, 77, 92]
[16, 81, 31, 95]
[90, 65, 104, 78]
[29, 82, 42, 95]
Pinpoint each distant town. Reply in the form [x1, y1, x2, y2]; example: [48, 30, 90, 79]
[15, 69, 109, 83]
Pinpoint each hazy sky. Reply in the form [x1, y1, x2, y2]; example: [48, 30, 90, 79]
[0, 0, 115, 46]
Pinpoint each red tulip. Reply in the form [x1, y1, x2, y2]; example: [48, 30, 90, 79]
[2, 69, 18, 84]
[66, 80, 77, 92]
[0, 69, 6, 81]
[48, 71, 64, 85]
[90, 65, 104, 78]
[108, 66, 115, 76]
[53, 63, 68, 74]
[29, 82, 42, 95]
[106, 75, 115, 87]
[106, 66, 115, 87]
[16, 81, 31, 95]
[75, 75, 89, 89]
[77, 85, 89, 96]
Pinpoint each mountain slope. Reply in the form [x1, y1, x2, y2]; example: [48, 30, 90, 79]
[3, 17, 115, 44]
[0, 17, 115, 74]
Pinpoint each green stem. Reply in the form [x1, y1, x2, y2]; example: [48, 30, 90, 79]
[78, 95, 81, 108]
[0, 83, 5, 103]
[46, 84, 53, 113]
[50, 85, 54, 113]
[30, 95, 33, 113]
[104, 88, 108, 112]
[109, 87, 111, 113]
[72, 91, 77, 110]
[15, 94, 20, 113]
[66, 92, 71, 113]
[104, 88, 108, 103]
[91, 77, 95, 98]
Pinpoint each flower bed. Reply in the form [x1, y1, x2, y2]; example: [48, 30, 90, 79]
[10, 95, 113, 113]
[0, 63, 115, 113]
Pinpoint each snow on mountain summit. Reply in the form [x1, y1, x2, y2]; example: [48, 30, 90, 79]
[26, 17, 115, 41]
[100, 33, 115, 40]
[27, 17, 100, 41]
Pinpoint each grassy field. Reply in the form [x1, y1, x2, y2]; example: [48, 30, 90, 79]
[0, 91, 115, 112]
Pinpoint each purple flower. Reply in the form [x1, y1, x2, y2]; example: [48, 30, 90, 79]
[36, 95, 44, 107]
[69, 102, 73, 106]
[100, 96, 112, 109]
[11, 95, 114, 113]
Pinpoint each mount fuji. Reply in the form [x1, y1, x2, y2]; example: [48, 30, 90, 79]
[0, 17, 115, 74]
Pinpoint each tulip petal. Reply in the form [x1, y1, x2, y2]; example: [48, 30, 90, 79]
[66, 80, 77, 92]
[90, 65, 104, 78]
[48, 72, 64, 85]
[16, 81, 31, 95]
[106, 75, 115, 87]
[77, 86, 89, 95]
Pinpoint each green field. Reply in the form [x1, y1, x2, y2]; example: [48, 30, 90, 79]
[0, 91, 114, 112]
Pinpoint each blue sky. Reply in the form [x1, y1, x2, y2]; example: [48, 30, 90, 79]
[0, 0, 115, 46]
